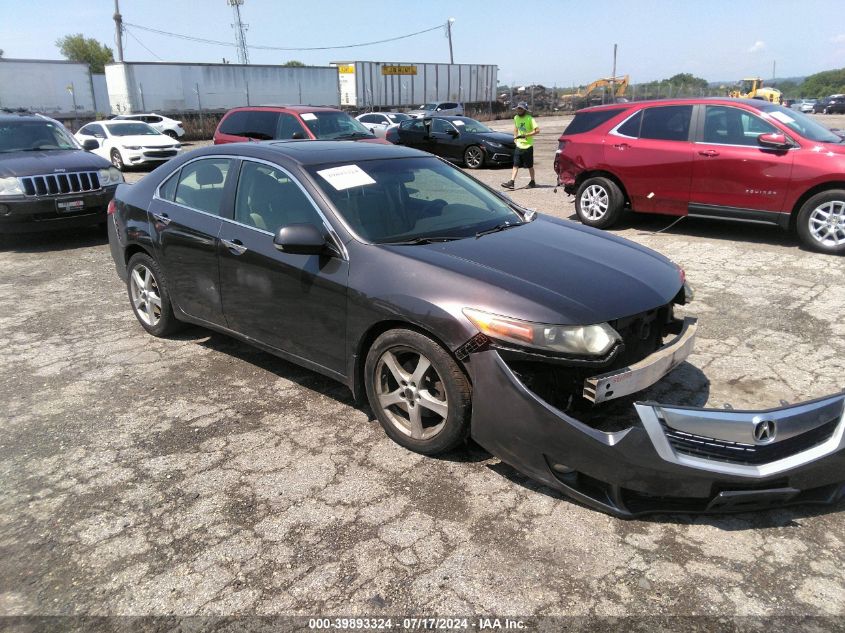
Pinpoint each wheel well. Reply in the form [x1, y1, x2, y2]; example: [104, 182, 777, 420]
[124, 243, 152, 264]
[574, 170, 631, 207]
[789, 182, 845, 230]
[352, 319, 471, 403]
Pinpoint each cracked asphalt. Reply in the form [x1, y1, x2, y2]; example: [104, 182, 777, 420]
[1, 114, 844, 624]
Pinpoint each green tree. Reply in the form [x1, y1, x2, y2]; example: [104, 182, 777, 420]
[56, 34, 113, 73]
[799, 68, 845, 98]
[283, 60, 306, 67]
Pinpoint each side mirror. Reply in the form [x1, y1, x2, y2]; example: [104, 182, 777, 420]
[273, 223, 330, 255]
[82, 139, 100, 150]
[447, 128, 459, 137]
[422, 118, 432, 138]
[757, 132, 791, 150]
[291, 131, 305, 140]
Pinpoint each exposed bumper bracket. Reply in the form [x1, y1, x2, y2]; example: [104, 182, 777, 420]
[584, 317, 698, 404]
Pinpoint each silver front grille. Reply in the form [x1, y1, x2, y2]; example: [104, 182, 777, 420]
[20, 171, 101, 197]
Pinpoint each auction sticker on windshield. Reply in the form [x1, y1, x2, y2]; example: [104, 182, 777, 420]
[301, 113, 318, 121]
[317, 164, 376, 191]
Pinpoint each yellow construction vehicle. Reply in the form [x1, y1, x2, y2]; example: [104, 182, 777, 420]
[561, 75, 629, 110]
[729, 78, 783, 104]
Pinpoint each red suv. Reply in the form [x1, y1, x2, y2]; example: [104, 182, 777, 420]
[214, 105, 389, 145]
[554, 98, 845, 254]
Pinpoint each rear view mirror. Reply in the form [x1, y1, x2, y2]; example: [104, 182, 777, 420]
[82, 139, 99, 150]
[273, 223, 330, 255]
[291, 132, 305, 140]
[757, 133, 791, 149]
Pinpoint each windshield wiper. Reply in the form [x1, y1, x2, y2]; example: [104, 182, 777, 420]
[475, 222, 524, 239]
[336, 132, 373, 139]
[383, 236, 463, 245]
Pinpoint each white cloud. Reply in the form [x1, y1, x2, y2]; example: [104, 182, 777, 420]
[831, 33, 845, 44]
[748, 41, 766, 53]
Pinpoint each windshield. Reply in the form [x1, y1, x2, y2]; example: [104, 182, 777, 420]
[757, 104, 842, 143]
[308, 156, 524, 243]
[300, 111, 372, 139]
[105, 122, 160, 136]
[387, 113, 410, 122]
[454, 118, 493, 133]
[0, 120, 78, 152]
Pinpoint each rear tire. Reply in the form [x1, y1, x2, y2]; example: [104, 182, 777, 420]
[796, 189, 845, 255]
[126, 253, 183, 336]
[365, 329, 471, 455]
[575, 176, 624, 229]
[164, 130, 178, 139]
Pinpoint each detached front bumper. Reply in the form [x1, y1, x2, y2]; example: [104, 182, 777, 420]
[468, 348, 845, 517]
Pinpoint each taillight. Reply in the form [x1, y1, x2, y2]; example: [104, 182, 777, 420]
[107, 199, 116, 215]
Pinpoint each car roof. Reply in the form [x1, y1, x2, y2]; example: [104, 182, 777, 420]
[0, 112, 47, 122]
[191, 139, 428, 166]
[227, 105, 343, 113]
[577, 97, 783, 112]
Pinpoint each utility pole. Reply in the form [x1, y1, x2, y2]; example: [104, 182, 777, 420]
[446, 18, 455, 64]
[229, 0, 250, 65]
[610, 43, 617, 103]
[113, 0, 124, 62]
[772, 60, 776, 81]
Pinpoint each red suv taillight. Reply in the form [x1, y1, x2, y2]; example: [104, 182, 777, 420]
[107, 199, 116, 215]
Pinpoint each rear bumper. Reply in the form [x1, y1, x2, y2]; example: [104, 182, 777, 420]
[468, 349, 845, 517]
[0, 186, 117, 233]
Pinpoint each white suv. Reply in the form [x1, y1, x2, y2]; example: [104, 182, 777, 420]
[114, 113, 185, 139]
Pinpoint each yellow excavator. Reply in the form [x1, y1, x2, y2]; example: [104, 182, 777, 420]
[561, 75, 629, 110]
[729, 78, 783, 104]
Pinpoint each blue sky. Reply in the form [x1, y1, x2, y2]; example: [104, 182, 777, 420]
[2, 0, 844, 86]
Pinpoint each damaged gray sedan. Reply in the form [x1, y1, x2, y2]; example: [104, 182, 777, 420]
[107, 140, 845, 517]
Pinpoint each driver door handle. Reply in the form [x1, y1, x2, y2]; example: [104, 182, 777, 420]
[698, 149, 720, 157]
[221, 238, 248, 255]
[613, 142, 630, 150]
[152, 213, 171, 226]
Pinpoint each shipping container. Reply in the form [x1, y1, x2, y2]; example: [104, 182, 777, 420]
[331, 61, 498, 109]
[105, 62, 340, 115]
[0, 59, 96, 116]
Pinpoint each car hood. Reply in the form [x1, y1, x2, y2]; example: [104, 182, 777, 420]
[0, 149, 111, 177]
[476, 132, 516, 146]
[383, 216, 683, 324]
[354, 136, 392, 145]
[106, 135, 177, 147]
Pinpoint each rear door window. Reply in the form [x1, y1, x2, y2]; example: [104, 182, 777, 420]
[564, 108, 626, 135]
[615, 111, 642, 137]
[218, 111, 250, 136]
[640, 105, 693, 141]
[174, 158, 233, 216]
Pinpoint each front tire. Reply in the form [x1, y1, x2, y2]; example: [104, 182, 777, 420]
[796, 189, 845, 254]
[126, 253, 183, 336]
[575, 176, 624, 229]
[463, 145, 485, 169]
[110, 149, 125, 171]
[365, 329, 471, 455]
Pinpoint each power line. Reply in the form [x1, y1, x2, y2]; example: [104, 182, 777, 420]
[124, 26, 163, 61]
[122, 21, 448, 52]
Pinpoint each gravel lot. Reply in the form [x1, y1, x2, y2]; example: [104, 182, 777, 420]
[1, 113, 845, 626]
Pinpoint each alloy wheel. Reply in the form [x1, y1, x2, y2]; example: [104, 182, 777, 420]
[808, 200, 845, 247]
[129, 264, 163, 327]
[580, 184, 609, 220]
[375, 346, 449, 440]
[465, 146, 484, 168]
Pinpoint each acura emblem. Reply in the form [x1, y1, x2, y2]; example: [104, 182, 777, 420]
[753, 419, 777, 444]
